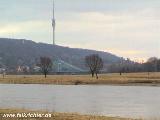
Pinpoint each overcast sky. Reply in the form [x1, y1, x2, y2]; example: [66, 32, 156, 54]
[0, 0, 160, 61]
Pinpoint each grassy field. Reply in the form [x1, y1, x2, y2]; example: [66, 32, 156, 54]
[0, 72, 160, 85]
[0, 109, 139, 120]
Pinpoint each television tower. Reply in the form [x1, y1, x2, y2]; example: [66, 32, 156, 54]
[52, 0, 56, 45]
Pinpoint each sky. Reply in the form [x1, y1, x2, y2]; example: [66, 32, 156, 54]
[0, 0, 160, 62]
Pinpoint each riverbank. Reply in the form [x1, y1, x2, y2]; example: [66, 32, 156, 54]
[0, 72, 160, 86]
[0, 109, 139, 120]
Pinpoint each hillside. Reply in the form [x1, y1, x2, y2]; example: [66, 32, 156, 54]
[0, 38, 122, 71]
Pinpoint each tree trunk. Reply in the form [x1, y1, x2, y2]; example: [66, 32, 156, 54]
[91, 72, 94, 77]
[96, 73, 98, 79]
[120, 72, 122, 76]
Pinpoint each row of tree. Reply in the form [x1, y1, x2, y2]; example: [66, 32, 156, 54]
[143, 57, 160, 72]
[108, 57, 160, 74]
[37, 56, 160, 78]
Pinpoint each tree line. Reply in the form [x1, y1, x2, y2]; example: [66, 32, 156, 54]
[34, 56, 160, 78]
[108, 57, 160, 75]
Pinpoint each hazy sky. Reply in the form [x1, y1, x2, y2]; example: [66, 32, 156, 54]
[0, 0, 160, 61]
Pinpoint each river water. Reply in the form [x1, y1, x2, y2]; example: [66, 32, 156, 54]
[0, 84, 160, 119]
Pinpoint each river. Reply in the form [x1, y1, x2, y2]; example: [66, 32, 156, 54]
[0, 84, 160, 119]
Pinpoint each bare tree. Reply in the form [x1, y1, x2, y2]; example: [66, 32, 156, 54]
[94, 56, 103, 79]
[85, 54, 103, 79]
[39, 57, 52, 78]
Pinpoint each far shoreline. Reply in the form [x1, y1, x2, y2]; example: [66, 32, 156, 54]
[0, 83, 160, 87]
[0, 72, 160, 86]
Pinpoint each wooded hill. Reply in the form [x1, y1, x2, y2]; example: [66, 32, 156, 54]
[0, 38, 122, 71]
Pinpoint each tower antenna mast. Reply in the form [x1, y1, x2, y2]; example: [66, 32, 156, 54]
[52, 0, 55, 45]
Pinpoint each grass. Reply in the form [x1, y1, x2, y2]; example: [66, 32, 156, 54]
[0, 72, 160, 85]
[0, 109, 139, 120]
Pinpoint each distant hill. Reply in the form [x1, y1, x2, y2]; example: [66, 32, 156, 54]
[0, 38, 122, 71]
